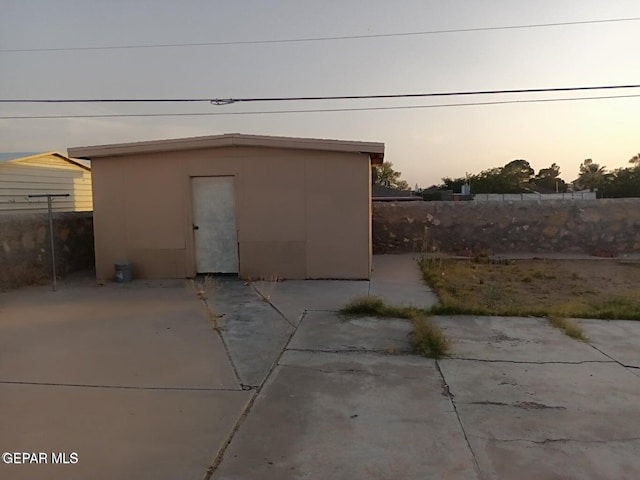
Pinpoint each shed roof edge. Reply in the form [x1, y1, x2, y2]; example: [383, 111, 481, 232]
[68, 133, 384, 162]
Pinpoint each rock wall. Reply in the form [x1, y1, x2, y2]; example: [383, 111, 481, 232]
[0, 212, 94, 290]
[372, 199, 640, 255]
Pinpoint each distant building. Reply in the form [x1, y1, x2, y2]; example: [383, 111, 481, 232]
[0, 152, 92, 214]
[473, 192, 596, 201]
[372, 185, 421, 201]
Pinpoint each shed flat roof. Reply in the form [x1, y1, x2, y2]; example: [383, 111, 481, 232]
[68, 133, 384, 164]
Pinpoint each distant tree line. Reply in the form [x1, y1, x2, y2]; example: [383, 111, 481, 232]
[440, 159, 566, 195]
[575, 155, 640, 198]
[436, 153, 640, 199]
[372, 153, 640, 199]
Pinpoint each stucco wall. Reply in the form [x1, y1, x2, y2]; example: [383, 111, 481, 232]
[90, 146, 371, 280]
[372, 199, 640, 255]
[0, 212, 94, 290]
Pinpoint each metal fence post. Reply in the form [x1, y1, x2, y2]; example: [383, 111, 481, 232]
[27, 193, 70, 291]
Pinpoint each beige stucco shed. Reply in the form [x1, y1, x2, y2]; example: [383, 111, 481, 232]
[68, 134, 384, 281]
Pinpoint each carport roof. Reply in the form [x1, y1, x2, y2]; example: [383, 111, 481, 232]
[68, 133, 384, 164]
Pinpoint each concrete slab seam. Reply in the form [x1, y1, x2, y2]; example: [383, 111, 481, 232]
[468, 433, 640, 445]
[435, 359, 485, 480]
[466, 400, 565, 410]
[0, 380, 244, 392]
[250, 282, 297, 328]
[585, 341, 640, 376]
[196, 293, 244, 388]
[201, 390, 259, 480]
[286, 347, 414, 356]
[277, 363, 425, 381]
[447, 357, 615, 365]
[202, 310, 306, 479]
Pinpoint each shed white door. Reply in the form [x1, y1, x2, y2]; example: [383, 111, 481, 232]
[192, 176, 239, 273]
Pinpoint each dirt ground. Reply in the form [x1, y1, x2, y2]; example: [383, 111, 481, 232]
[423, 258, 640, 319]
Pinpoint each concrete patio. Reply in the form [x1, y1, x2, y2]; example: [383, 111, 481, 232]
[1, 255, 640, 479]
[0, 279, 252, 480]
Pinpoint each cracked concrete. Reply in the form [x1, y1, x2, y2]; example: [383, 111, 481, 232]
[212, 255, 640, 480]
[251, 280, 369, 326]
[433, 315, 607, 363]
[474, 437, 640, 480]
[467, 400, 567, 410]
[578, 319, 640, 370]
[213, 351, 479, 480]
[287, 310, 413, 354]
[204, 278, 294, 387]
[438, 357, 640, 479]
[440, 360, 640, 442]
[5, 254, 640, 479]
[211, 257, 479, 480]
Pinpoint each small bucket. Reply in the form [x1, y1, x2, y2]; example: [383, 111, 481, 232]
[114, 263, 132, 283]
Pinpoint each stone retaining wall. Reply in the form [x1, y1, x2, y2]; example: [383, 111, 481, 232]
[0, 212, 94, 290]
[4, 200, 639, 289]
[372, 199, 640, 255]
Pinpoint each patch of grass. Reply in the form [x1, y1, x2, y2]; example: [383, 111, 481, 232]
[341, 296, 422, 320]
[341, 296, 449, 359]
[532, 270, 545, 279]
[419, 257, 640, 320]
[341, 296, 387, 315]
[420, 261, 446, 291]
[409, 315, 449, 359]
[547, 315, 587, 341]
[589, 297, 640, 320]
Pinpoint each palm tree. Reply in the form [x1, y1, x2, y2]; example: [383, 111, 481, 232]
[577, 159, 608, 191]
[629, 153, 640, 169]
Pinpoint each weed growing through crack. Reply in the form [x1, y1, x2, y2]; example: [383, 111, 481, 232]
[341, 296, 449, 359]
[255, 273, 284, 302]
[410, 315, 449, 358]
[195, 275, 219, 301]
[193, 276, 223, 331]
[341, 296, 421, 320]
[547, 315, 587, 341]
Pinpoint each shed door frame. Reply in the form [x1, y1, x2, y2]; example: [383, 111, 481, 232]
[191, 176, 239, 274]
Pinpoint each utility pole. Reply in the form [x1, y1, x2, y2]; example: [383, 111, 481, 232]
[27, 193, 70, 291]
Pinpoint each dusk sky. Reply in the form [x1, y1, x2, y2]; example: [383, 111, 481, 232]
[1, 0, 639, 186]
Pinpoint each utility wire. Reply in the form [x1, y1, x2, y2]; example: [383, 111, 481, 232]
[2, 84, 640, 105]
[1, 17, 639, 53]
[2, 93, 638, 120]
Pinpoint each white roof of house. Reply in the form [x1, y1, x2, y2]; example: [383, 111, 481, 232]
[68, 133, 384, 164]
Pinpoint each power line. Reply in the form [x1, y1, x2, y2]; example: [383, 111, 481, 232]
[1, 17, 639, 53]
[2, 93, 638, 119]
[2, 84, 640, 105]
